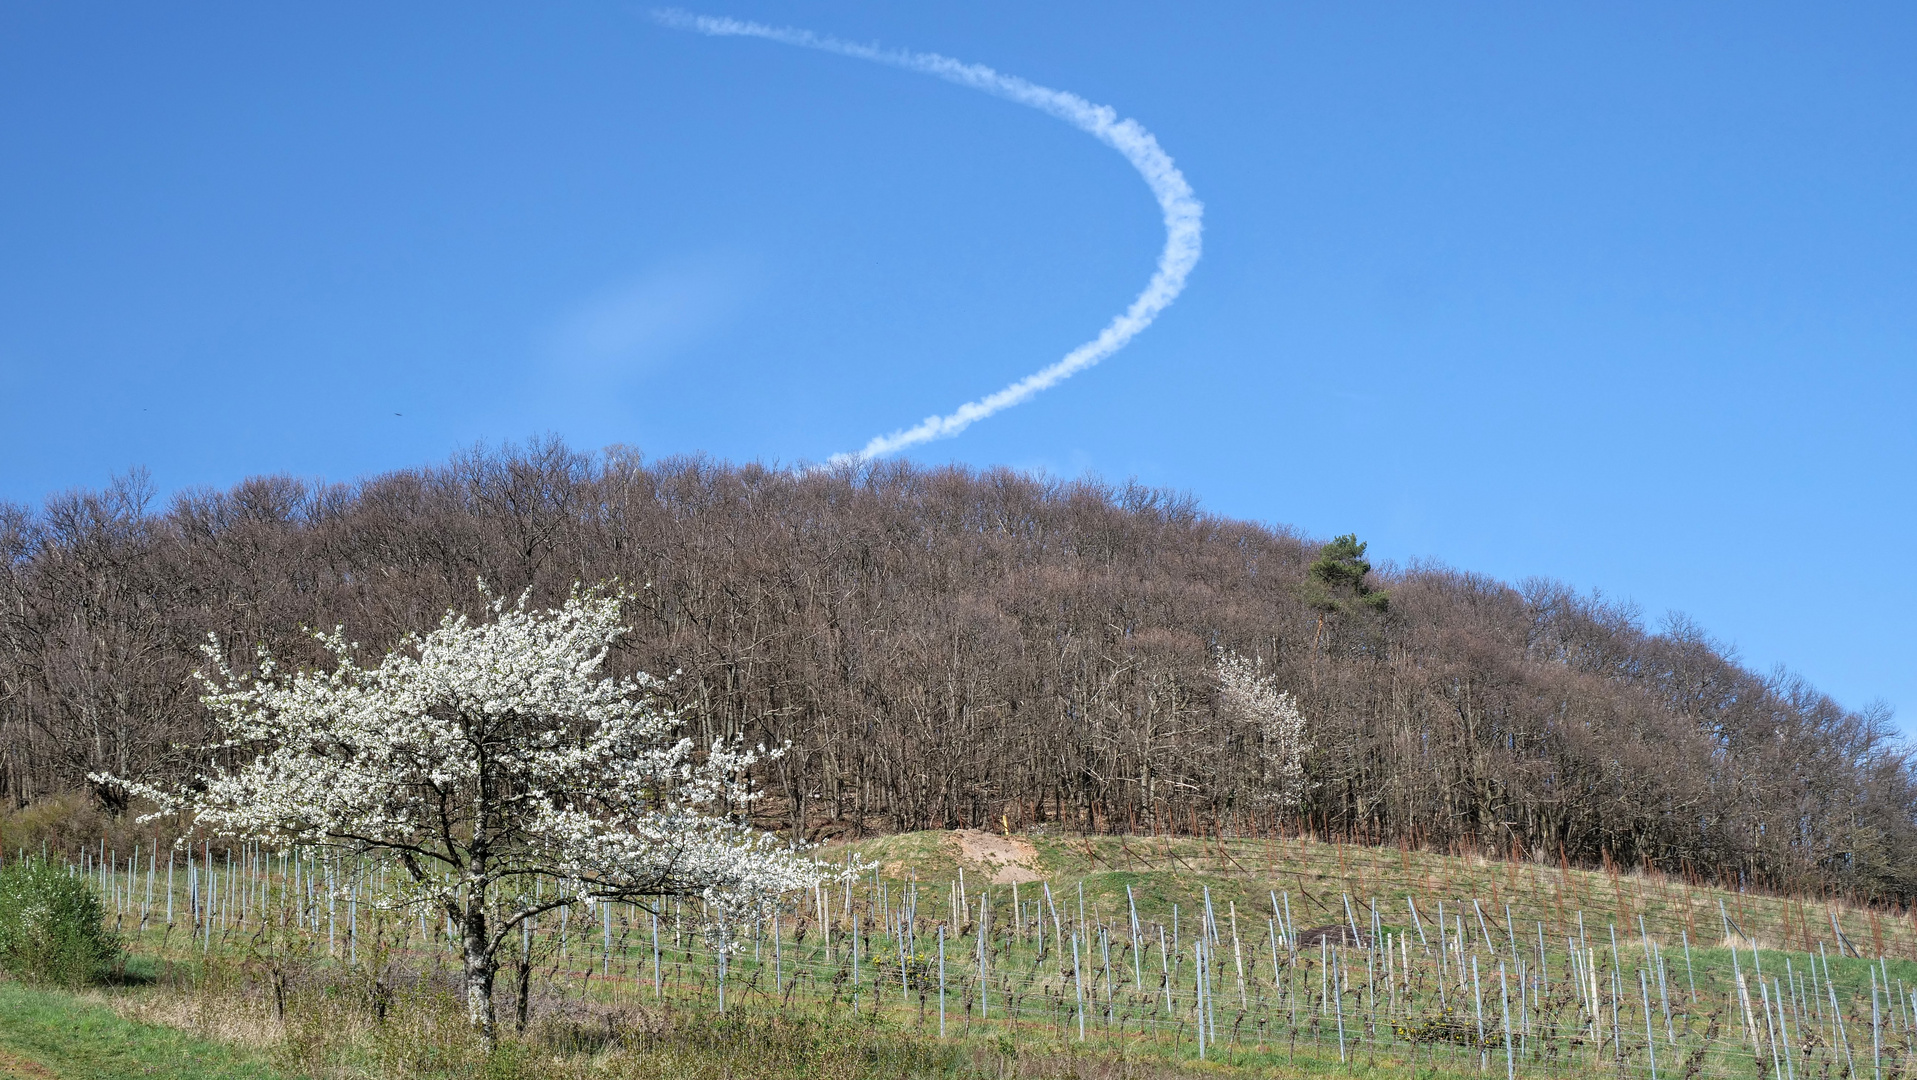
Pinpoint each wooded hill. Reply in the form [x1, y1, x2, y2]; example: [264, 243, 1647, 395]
[2, 439, 1911, 899]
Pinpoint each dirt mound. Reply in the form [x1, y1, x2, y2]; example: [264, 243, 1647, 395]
[952, 829, 1043, 883]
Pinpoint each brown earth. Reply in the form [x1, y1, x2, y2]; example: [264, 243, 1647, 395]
[952, 829, 1044, 883]
[0, 1048, 58, 1080]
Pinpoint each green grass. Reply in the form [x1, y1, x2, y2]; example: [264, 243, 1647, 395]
[0, 978, 283, 1080]
[56, 828, 1917, 1079]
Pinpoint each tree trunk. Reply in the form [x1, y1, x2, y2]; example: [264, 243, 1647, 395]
[515, 949, 534, 1034]
[462, 903, 497, 1050]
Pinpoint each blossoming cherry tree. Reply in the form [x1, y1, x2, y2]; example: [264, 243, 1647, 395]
[110, 584, 817, 1045]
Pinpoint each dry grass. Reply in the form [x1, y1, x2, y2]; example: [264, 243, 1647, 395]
[844, 829, 1917, 962]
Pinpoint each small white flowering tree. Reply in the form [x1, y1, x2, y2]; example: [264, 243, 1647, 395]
[105, 584, 816, 1045]
[1215, 649, 1312, 807]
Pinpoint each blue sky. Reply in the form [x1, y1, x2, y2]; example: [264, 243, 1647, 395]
[2, 3, 1913, 722]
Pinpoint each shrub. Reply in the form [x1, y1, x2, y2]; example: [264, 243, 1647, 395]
[0, 856, 121, 986]
[0, 792, 184, 864]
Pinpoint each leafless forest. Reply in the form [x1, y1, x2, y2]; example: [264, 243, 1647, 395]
[3, 439, 1911, 899]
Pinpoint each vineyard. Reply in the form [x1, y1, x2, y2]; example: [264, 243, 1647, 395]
[23, 828, 1917, 1079]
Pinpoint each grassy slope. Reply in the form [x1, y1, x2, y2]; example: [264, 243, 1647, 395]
[847, 829, 1914, 959]
[842, 828, 1917, 1043]
[804, 829, 1917, 1079]
[28, 830, 1917, 1080]
[0, 979, 281, 1080]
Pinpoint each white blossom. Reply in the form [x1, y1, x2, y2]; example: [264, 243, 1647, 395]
[1215, 649, 1312, 807]
[100, 581, 819, 1042]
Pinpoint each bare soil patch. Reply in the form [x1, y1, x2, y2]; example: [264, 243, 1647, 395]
[0, 1048, 58, 1080]
[952, 829, 1043, 883]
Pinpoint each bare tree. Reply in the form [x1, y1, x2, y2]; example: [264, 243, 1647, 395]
[5, 440, 1913, 899]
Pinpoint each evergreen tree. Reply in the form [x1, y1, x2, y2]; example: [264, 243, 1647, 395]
[1306, 533, 1389, 615]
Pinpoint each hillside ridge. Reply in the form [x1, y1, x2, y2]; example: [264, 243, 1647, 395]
[2, 440, 1911, 898]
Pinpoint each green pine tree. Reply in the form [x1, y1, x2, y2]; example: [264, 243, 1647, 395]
[1304, 534, 1389, 646]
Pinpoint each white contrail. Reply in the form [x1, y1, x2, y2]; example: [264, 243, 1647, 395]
[654, 10, 1203, 463]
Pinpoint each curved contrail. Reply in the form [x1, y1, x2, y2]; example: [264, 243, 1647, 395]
[653, 11, 1203, 464]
